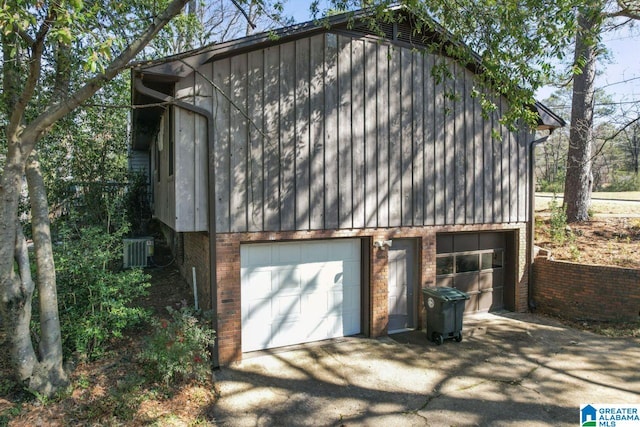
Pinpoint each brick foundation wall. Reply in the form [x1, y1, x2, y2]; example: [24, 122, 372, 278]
[180, 232, 211, 310]
[532, 257, 640, 322]
[518, 225, 529, 311]
[179, 223, 528, 364]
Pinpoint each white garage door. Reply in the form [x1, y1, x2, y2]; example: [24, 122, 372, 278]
[241, 239, 361, 352]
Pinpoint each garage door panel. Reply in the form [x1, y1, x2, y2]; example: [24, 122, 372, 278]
[479, 232, 505, 249]
[479, 272, 492, 290]
[244, 298, 273, 323]
[436, 276, 453, 287]
[243, 245, 272, 266]
[242, 270, 273, 298]
[466, 293, 479, 314]
[328, 242, 359, 261]
[328, 312, 360, 336]
[478, 289, 493, 312]
[492, 269, 503, 285]
[492, 287, 504, 310]
[302, 243, 329, 262]
[275, 268, 302, 293]
[454, 273, 477, 294]
[454, 233, 479, 252]
[273, 245, 302, 264]
[274, 294, 302, 318]
[241, 240, 361, 352]
[343, 285, 360, 306]
[301, 292, 328, 315]
[342, 260, 360, 285]
[318, 262, 344, 287]
[271, 318, 312, 348]
[242, 315, 272, 351]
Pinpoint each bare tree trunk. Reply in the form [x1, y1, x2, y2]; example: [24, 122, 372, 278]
[564, 5, 601, 222]
[26, 153, 69, 394]
[11, 222, 38, 380]
[631, 127, 639, 175]
[0, 150, 38, 382]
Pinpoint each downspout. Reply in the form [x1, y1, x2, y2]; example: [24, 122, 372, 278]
[134, 76, 220, 368]
[528, 131, 552, 311]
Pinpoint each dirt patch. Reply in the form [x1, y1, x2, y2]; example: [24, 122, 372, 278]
[535, 216, 640, 269]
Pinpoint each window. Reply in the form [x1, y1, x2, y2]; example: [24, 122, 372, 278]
[456, 254, 479, 273]
[481, 252, 492, 270]
[482, 250, 503, 269]
[436, 256, 454, 275]
[437, 249, 504, 277]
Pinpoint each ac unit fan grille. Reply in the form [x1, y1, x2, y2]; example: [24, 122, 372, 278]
[123, 237, 153, 268]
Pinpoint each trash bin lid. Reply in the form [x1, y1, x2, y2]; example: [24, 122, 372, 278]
[422, 286, 470, 301]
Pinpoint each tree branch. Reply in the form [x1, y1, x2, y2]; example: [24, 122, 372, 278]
[19, 0, 191, 155]
[230, 0, 257, 30]
[591, 115, 640, 161]
[604, 0, 640, 19]
[6, 8, 56, 141]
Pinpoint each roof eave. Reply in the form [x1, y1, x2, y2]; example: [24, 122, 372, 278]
[132, 5, 405, 78]
[534, 101, 566, 131]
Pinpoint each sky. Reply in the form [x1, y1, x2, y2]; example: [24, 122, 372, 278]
[282, 1, 639, 115]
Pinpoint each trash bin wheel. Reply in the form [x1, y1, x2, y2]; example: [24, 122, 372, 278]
[454, 331, 463, 342]
[432, 332, 444, 345]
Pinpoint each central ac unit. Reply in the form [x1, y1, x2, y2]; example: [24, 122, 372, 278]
[123, 237, 154, 268]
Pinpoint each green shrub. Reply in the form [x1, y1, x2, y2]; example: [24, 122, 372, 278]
[139, 306, 215, 385]
[53, 222, 151, 359]
[537, 179, 564, 194]
[549, 197, 568, 245]
[603, 173, 640, 192]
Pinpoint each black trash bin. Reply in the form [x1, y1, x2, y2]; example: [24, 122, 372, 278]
[422, 287, 469, 345]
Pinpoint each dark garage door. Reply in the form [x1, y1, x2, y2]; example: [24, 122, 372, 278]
[435, 232, 509, 314]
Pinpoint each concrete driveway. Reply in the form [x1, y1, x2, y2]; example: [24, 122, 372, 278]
[211, 313, 640, 426]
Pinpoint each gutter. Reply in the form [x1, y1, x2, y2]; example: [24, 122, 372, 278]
[133, 76, 220, 369]
[527, 132, 552, 311]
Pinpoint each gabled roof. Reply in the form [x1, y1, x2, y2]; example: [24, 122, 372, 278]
[132, 5, 565, 131]
[132, 5, 405, 79]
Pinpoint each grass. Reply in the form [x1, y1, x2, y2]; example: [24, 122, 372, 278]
[535, 192, 640, 215]
[536, 191, 640, 201]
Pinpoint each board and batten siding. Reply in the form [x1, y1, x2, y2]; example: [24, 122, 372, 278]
[171, 32, 533, 233]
